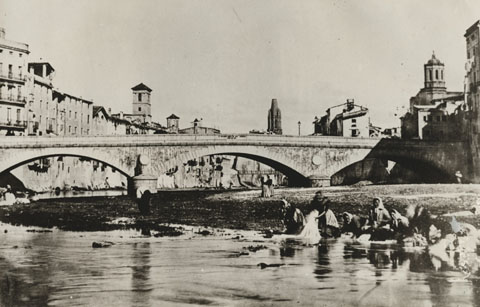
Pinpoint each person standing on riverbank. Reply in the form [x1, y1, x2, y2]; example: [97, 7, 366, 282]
[266, 175, 273, 197]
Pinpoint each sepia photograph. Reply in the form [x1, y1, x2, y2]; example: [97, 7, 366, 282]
[1, 0, 480, 306]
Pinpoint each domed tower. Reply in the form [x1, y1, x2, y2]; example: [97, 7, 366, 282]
[424, 51, 446, 89]
[267, 98, 282, 135]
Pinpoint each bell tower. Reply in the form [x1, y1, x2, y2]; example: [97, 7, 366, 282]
[424, 51, 446, 89]
[131, 83, 152, 122]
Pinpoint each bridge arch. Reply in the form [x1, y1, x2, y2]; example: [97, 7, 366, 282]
[0, 148, 133, 178]
[160, 145, 311, 186]
[331, 155, 454, 185]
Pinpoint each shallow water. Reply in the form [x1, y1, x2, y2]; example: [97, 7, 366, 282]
[0, 222, 479, 307]
[35, 189, 127, 200]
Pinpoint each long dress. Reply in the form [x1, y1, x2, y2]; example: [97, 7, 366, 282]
[298, 209, 321, 244]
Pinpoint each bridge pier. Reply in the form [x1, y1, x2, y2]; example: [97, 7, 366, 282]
[129, 154, 158, 214]
[129, 174, 158, 215]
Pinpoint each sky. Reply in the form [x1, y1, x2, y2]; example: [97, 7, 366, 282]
[1, 0, 479, 134]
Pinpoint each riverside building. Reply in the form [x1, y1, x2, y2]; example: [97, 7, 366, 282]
[313, 99, 370, 137]
[0, 27, 29, 135]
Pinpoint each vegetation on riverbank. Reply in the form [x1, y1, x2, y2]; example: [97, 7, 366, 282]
[0, 184, 478, 233]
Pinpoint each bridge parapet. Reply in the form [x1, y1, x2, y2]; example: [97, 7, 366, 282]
[0, 134, 382, 149]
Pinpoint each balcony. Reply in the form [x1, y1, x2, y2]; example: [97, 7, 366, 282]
[0, 120, 27, 130]
[0, 95, 26, 106]
[0, 71, 26, 83]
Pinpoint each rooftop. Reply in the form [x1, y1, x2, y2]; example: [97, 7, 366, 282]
[465, 20, 480, 38]
[131, 83, 152, 92]
[425, 52, 444, 66]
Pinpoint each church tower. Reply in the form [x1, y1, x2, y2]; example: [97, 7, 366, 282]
[424, 52, 446, 89]
[267, 98, 282, 135]
[131, 83, 152, 123]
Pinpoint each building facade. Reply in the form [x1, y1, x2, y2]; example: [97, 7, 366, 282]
[0, 28, 29, 135]
[26, 62, 93, 136]
[313, 99, 370, 137]
[267, 98, 282, 135]
[465, 21, 480, 180]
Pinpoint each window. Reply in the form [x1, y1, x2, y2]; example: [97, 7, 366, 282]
[69, 126, 71, 133]
[16, 109, 20, 121]
[428, 115, 432, 122]
[423, 116, 427, 122]
[138, 93, 142, 102]
[441, 70, 443, 80]
[429, 70, 432, 81]
[19, 53, 22, 58]
[69, 110, 71, 118]
[138, 107, 141, 111]
[442, 115, 447, 122]
[436, 116, 440, 122]
[435, 70, 439, 80]
[351, 119, 356, 123]
[74, 127, 77, 134]
[87, 115, 89, 124]
[75, 112, 77, 119]
[9, 51, 12, 55]
[7, 108, 11, 122]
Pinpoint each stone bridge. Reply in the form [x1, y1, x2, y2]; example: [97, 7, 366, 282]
[0, 135, 469, 188]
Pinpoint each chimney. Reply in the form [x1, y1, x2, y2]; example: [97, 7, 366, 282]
[0, 28, 5, 39]
[119, 111, 124, 119]
[108, 108, 111, 114]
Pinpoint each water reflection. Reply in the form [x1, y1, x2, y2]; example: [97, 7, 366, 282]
[314, 243, 331, 281]
[130, 242, 152, 307]
[1, 224, 480, 306]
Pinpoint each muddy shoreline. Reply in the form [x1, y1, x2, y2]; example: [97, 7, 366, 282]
[0, 184, 479, 235]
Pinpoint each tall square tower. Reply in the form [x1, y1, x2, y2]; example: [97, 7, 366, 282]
[131, 83, 152, 123]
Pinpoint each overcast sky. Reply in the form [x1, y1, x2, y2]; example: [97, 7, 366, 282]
[2, 0, 479, 134]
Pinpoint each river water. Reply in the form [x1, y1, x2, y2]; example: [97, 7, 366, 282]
[0, 221, 479, 307]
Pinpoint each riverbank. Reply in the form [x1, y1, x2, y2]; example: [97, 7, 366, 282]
[0, 184, 479, 233]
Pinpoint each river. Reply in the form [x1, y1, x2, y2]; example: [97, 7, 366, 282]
[0, 220, 478, 306]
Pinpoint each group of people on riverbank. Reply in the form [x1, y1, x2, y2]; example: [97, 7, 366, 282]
[0, 185, 32, 206]
[281, 192, 480, 248]
[281, 192, 342, 244]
